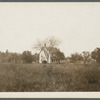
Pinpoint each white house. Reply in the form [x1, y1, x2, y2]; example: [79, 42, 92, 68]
[39, 44, 65, 63]
[39, 44, 51, 63]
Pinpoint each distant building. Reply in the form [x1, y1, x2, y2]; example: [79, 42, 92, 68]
[39, 44, 51, 63]
[39, 44, 65, 63]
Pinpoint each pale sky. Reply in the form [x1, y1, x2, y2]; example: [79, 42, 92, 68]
[0, 3, 100, 57]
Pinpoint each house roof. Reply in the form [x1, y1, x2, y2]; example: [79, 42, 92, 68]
[49, 47, 59, 54]
[39, 46, 60, 54]
[39, 46, 49, 54]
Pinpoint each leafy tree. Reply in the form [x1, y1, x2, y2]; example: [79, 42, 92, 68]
[82, 51, 91, 65]
[70, 53, 83, 63]
[32, 53, 39, 62]
[49, 47, 65, 63]
[56, 50, 65, 60]
[91, 48, 100, 64]
[21, 51, 33, 63]
[0, 50, 22, 63]
[8, 53, 21, 63]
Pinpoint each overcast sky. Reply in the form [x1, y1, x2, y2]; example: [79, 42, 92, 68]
[0, 3, 100, 57]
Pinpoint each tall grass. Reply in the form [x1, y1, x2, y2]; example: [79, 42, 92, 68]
[0, 63, 100, 91]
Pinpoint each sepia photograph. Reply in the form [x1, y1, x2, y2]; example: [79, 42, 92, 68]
[0, 2, 100, 93]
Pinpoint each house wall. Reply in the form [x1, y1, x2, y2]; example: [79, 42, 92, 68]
[39, 50, 47, 63]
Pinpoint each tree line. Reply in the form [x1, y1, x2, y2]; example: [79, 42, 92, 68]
[67, 48, 100, 65]
[0, 50, 38, 64]
[0, 36, 100, 64]
[0, 48, 65, 64]
[0, 47, 100, 64]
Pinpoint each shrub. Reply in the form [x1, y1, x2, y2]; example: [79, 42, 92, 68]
[42, 60, 47, 64]
[21, 51, 33, 63]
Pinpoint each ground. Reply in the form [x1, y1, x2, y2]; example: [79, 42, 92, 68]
[0, 63, 100, 92]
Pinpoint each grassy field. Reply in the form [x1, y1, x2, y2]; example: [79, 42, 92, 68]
[0, 63, 100, 92]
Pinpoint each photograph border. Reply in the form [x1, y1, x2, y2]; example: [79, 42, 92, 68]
[0, 92, 100, 98]
[0, 2, 100, 99]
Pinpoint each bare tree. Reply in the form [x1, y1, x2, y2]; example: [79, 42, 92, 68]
[33, 36, 61, 52]
[45, 36, 61, 47]
[33, 39, 44, 51]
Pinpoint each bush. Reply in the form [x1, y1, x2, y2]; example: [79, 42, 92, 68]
[42, 60, 47, 64]
[21, 51, 33, 63]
